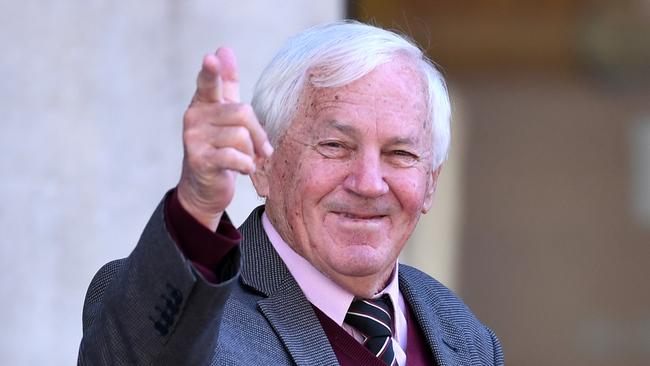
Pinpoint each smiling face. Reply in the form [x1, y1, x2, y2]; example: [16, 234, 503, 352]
[253, 56, 441, 297]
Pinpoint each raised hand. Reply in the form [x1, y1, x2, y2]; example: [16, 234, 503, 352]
[177, 48, 273, 231]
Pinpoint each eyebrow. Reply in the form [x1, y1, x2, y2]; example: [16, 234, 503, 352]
[326, 119, 420, 146]
[327, 120, 358, 136]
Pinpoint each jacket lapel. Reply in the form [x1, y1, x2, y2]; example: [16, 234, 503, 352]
[238, 206, 339, 366]
[399, 265, 471, 366]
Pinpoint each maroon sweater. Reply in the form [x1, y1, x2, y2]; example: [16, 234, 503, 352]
[165, 190, 437, 365]
[314, 305, 437, 365]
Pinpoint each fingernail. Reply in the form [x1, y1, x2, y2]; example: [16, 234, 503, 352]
[263, 141, 274, 156]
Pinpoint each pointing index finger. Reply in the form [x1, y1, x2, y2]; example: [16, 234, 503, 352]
[215, 47, 240, 103]
[195, 53, 222, 103]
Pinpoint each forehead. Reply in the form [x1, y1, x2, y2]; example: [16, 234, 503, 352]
[293, 58, 430, 141]
[309, 57, 425, 104]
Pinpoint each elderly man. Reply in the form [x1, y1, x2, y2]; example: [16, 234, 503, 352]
[78, 21, 503, 365]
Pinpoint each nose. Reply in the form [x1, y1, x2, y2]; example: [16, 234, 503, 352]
[343, 151, 389, 198]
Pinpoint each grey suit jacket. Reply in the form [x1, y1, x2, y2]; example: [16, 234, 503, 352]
[78, 197, 504, 365]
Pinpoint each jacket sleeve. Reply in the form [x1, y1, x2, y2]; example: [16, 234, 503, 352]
[77, 194, 241, 366]
[487, 326, 504, 366]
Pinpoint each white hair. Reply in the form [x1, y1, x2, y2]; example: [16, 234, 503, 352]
[251, 20, 451, 168]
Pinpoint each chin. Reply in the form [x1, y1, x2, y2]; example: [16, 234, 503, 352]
[326, 249, 392, 278]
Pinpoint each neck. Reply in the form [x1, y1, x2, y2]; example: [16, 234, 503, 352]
[327, 265, 396, 299]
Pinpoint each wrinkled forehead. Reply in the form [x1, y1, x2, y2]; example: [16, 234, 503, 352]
[296, 58, 429, 128]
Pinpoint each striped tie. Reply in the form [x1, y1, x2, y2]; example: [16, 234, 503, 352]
[345, 295, 397, 366]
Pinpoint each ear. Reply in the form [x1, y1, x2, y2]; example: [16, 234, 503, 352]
[250, 156, 270, 197]
[421, 165, 442, 214]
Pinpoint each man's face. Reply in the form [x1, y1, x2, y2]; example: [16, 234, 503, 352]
[255, 57, 440, 295]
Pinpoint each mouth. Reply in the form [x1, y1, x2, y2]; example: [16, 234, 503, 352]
[333, 212, 387, 220]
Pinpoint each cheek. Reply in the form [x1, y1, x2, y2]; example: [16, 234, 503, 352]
[277, 163, 303, 211]
[388, 173, 429, 213]
[301, 159, 351, 198]
[291, 160, 351, 244]
[275, 158, 331, 221]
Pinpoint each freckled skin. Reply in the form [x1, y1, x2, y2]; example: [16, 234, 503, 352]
[253, 57, 441, 297]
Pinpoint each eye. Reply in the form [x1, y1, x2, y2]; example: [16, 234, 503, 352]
[322, 141, 344, 149]
[314, 140, 350, 159]
[387, 150, 420, 167]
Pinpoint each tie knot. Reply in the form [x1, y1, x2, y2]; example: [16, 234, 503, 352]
[345, 295, 394, 338]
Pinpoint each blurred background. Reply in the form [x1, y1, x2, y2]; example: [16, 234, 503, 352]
[1, 0, 648, 365]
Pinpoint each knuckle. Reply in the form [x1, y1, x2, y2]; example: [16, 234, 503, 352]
[233, 103, 254, 122]
[185, 149, 204, 169]
[182, 128, 200, 145]
[183, 108, 198, 127]
[233, 126, 250, 142]
[198, 158, 215, 173]
[221, 148, 249, 171]
[241, 103, 255, 117]
[219, 147, 237, 163]
[197, 148, 218, 171]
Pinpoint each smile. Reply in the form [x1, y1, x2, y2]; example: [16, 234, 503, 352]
[333, 212, 387, 220]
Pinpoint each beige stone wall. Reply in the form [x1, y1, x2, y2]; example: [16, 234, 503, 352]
[0, 1, 344, 364]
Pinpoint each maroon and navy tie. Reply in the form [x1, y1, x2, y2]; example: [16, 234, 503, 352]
[345, 295, 397, 366]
